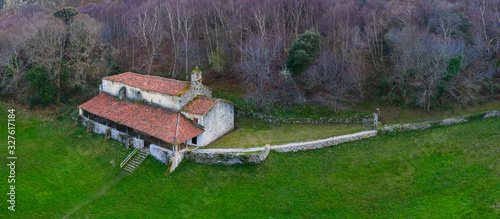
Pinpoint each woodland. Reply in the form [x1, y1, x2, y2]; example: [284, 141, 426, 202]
[0, 0, 498, 111]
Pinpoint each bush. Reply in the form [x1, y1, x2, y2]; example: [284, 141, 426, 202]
[26, 65, 56, 106]
[286, 30, 321, 77]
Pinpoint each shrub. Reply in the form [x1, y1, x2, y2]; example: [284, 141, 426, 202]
[286, 30, 321, 77]
[26, 65, 56, 106]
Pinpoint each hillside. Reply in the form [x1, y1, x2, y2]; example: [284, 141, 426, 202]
[1, 102, 499, 218]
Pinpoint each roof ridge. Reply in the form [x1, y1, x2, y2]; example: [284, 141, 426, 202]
[102, 72, 192, 96]
[173, 113, 181, 145]
[121, 72, 189, 84]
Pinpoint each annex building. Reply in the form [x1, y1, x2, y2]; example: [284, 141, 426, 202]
[78, 69, 234, 162]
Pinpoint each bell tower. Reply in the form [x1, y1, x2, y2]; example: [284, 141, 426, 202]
[191, 67, 203, 91]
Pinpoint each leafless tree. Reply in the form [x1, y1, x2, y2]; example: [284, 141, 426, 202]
[237, 35, 281, 108]
[387, 28, 464, 111]
[0, 47, 28, 101]
[133, 4, 164, 75]
[179, 5, 193, 79]
[66, 14, 104, 89]
[24, 17, 66, 101]
[303, 52, 357, 102]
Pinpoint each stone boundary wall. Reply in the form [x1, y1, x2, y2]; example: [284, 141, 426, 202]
[185, 145, 270, 165]
[271, 131, 378, 152]
[236, 109, 370, 125]
[381, 110, 500, 133]
[82, 117, 144, 149]
[150, 144, 174, 164]
[168, 149, 188, 173]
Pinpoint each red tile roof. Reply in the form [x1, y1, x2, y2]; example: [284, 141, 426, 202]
[78, 93, 203, 144]
[103, 72, 192, 96]
[182, 96, 219, 115]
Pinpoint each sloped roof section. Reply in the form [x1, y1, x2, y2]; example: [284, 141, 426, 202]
[182, 96, 219, 115]
[103, 72, 192, 96]
[78, 93, 203, 144]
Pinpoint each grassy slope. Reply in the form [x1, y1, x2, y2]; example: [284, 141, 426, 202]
[1, 103, 499, 218]
[356, 100, 500, 124]
[205, 116, 365, 149]
[73, 116, 500, 218]
[0, 103, 129, 218]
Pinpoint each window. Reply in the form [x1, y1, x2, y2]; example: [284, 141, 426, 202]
[192, 136, 197, 145]
[193, 118, 198, 124]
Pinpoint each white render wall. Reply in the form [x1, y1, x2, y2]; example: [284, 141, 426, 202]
[102, 79, 212, 111]
[81, 116, 144, 149]
[186, 132, 205, 146]
[102, 80, 181, 110]
[202, 101, 234, 145]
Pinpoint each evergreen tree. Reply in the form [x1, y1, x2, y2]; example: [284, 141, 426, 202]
[286, 30, 321, 77]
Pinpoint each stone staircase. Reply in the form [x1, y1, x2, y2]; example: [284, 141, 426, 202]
[121, 150, 150, 173]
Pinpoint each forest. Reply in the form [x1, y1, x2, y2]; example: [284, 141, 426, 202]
[0, 0, 499, 111]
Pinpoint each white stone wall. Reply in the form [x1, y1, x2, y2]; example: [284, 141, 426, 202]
[202, 101, 234, 145]
[186, 132, 205, 147]
[150, 144, 174, 164]
[81, 117, 144, 149]
[179, 86, 212, 105]
[181, 112, 203, 126]
[168, 149, 188, 173]
[102, 80, 182, 111]
[186, 145, 270, 165]
[102, 79, 212, 111]
[271, 131, 378, 152]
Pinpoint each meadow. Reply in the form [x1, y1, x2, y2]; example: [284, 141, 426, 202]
[0, 102, 499, 218]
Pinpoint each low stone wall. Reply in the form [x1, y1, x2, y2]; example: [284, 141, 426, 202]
[271, 131, 377, 152]
[185, 145, 271, 165]
[484, 110, 500, 118]
[380, 122, 432, 133]
[82, 117, 144, 149]
[168, 149, 188, 173]
[150, 144, 174, 164]
[236, 109, 370, 125]
[381, 110, 500, 133]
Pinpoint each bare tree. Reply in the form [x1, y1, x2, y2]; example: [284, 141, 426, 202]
[387, 28, 464, 111]
[66, 14, 104, 90]
[237, 35, 281, 108]
[24, 17, 66, 102]
[303, 52, 357, 102]
[133, 4, 164, 75]
[179, 5, 193, 79]
[0, 47, 28, 101]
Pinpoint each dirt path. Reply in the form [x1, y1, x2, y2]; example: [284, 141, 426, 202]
[62, 172, 127, 218]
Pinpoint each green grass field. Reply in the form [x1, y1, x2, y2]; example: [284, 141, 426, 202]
[1, 102, 499, 218]
[356, 100, 500, 124]
[205, 116, 365, 149]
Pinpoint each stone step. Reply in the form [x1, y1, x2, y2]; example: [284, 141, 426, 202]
[121, 152, 149, 173]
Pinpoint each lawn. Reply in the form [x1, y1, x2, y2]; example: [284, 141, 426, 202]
[205, 115, 365, 149]
[1, 102, 499, 218]
[0, 103, 129, 218]
[356, 100, 500, 124]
